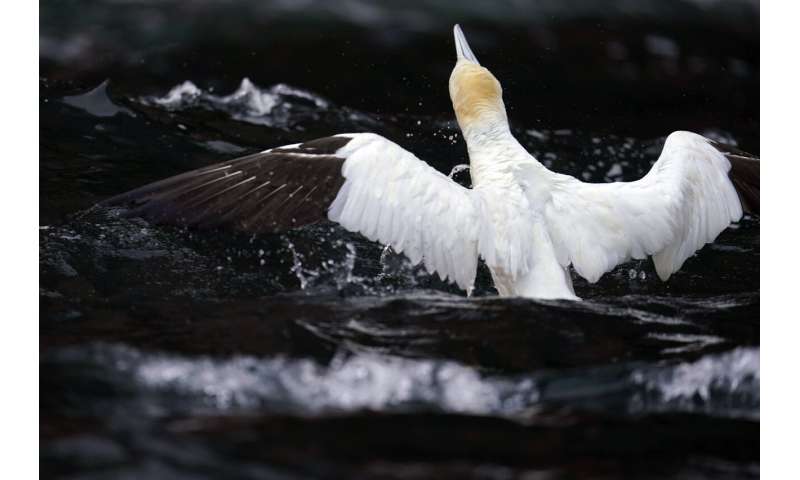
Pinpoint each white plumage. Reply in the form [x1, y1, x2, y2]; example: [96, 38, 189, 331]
[534, 131, 744, 283]
[328, 133, 482, 292]
[317, 126, 749, 300]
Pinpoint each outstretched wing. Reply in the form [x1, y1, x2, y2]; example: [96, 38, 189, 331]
[101, 133, 482, 291]
[521, 131, 759, 283]
[101, 136, 351, 233]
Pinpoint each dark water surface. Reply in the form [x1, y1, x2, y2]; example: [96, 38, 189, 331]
[41, 1, 759, 478]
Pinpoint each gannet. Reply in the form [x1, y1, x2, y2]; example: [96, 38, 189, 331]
[102, 25, 759, 300]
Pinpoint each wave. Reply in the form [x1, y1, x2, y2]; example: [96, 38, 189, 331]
[630, 347, 759, 419]
[46, 343, 759, 420]
[51, 343, 539, 416]
[142, 78, 331, 128]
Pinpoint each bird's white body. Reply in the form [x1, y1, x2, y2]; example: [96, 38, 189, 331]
[463, 121, 578, 299]
[326, 125, 745, 300]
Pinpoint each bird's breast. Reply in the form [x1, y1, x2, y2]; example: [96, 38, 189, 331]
[472, 182, 539, 279]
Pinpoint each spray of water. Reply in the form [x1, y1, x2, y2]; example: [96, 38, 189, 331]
[448, 164, 470, 179]
[285, 237, 364, 292]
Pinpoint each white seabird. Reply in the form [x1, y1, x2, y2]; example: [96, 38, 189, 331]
[103, 25, 759, 300]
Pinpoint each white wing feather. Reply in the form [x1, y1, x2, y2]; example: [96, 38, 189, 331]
[328, 133, 481, 291]
[526, 131, 743, 283]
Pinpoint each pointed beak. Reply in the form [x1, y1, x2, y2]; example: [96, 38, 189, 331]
[453, 24, 480, 65]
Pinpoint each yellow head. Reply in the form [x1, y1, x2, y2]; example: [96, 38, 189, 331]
[449, 25, 507, 130]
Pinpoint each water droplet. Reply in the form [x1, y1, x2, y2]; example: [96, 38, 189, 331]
[448, 164, 470, 179]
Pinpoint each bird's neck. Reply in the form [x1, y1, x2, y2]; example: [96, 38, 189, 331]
[461, 118, 542, 187]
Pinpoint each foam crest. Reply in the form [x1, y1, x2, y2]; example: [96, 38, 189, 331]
[145, 78, 330, 127]
[630, 347, 759, 418]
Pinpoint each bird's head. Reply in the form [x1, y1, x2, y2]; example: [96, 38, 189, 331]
[449, 25, 508, 132]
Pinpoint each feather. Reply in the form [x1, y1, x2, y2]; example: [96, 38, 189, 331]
[523, 131, 757, 283]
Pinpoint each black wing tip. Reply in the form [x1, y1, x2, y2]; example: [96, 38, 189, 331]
[708, 139, 759, 161]
[97, 141, 350, 234]
[708, 140, 759, 215]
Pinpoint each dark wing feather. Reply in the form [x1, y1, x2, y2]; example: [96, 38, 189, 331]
[100, 136, 351, 233]
[709, 140, 760, 215]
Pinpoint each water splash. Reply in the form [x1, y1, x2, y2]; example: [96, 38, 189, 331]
[377, 244, 432, 291]
[447, 163, 470, 179]
[144, 78, 330, 128]
[285, 239, 316, 290]
[285, 236, 364, 292]
[149, 80, 202, 109]
[58, 343, 541, 416]
[340, 241, 361, 288]
[630, 347, 759, 419]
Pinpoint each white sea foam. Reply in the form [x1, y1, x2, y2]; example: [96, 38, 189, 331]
[145, 78, 330, 127]
[55, 343, 760, 420]
[151, 80, 202, 109]
[630, 347, 759, 418]
[84, 344, 539, 416]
